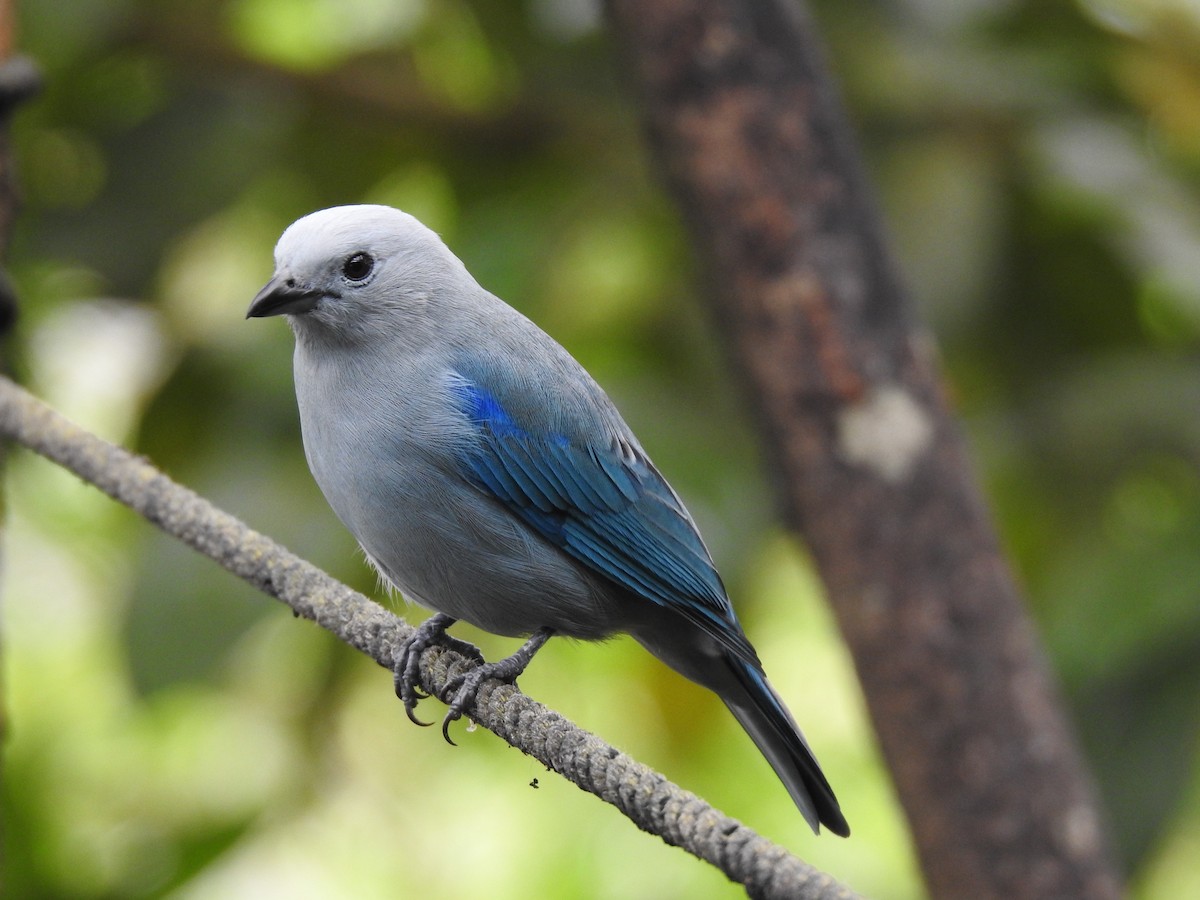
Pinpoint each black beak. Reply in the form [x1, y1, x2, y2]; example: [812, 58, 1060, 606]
[246, 276, 326, 318]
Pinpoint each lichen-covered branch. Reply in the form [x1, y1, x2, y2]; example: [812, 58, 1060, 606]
[0, 374, 858, 900]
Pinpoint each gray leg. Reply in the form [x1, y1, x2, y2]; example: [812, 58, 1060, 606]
[440, 627, 554, 744]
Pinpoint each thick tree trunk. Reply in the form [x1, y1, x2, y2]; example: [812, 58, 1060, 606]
[603, 1, 1123, 897]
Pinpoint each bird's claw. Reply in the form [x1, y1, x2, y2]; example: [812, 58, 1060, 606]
[393, 613, 482, 727]
[438, 667, 495, 745]
[395, 623, 553, 745]
[435, 627, 555, 745]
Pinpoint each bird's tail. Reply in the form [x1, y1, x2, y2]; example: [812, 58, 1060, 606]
[721, 655, 850, 837]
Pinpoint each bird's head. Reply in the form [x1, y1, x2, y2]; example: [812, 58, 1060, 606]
[247, 204, 471, 345]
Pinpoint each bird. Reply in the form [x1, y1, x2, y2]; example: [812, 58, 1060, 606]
[247, 204, 849, 837]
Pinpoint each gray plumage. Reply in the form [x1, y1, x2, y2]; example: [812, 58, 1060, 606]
[248, 204, 848, 837]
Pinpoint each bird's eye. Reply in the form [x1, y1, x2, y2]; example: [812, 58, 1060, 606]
[342, 252, 375, 282]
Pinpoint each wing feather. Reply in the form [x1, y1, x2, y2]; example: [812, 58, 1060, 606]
[450, 376, 758, 664]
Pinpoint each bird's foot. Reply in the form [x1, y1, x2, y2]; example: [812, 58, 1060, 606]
[393, 613, 483, 727]
[439, 627, 554, 744]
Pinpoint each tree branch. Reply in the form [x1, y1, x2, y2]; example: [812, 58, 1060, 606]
[0, 373, 859, 900]
[603, 1, 1123, 897]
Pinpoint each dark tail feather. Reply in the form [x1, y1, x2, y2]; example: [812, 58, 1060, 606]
[722, 656, 850, 837]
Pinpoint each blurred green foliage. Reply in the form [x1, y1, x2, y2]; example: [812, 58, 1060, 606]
[3, 0, 1199, 897]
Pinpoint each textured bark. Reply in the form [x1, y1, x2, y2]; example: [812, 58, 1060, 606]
[0, 375, 859, 900]
[603, 1, 1123, 897]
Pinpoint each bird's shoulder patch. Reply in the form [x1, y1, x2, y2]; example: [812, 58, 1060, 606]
[449, 375, 523, 436]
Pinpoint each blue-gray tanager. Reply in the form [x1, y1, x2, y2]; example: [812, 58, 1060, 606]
[247, 205, 849, 837]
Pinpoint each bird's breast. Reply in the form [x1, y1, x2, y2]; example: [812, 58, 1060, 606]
[290, 343, 622, 639]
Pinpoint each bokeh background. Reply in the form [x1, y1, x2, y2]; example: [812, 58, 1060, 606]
[4, 1, 1199, 897]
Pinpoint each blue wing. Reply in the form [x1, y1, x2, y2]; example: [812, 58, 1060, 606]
[450, 375, 759, 665]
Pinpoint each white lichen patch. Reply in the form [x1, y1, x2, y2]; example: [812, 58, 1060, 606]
[837, 384, 933, 483]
